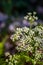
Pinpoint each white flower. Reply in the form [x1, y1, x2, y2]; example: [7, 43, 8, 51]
[28, 13, 32, 15]
[33, 12, 36, 15]
[24, 15, 28, 20]
[5, 52, 10, 56]
[23, 27, 29, 33]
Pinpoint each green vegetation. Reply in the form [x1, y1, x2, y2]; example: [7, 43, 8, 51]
[0, 36, 8, 65]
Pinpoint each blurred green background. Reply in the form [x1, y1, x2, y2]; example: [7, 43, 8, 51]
[0, 0, 43, 18]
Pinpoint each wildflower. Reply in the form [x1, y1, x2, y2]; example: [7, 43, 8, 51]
[5, 52, 10, 56]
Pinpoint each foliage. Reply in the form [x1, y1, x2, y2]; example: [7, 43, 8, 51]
[2, 0, 12, 15]
[6, 52, 33, 65]
[0, 36, 8, 65]
[0, 56, 6, 65]
[1, 0, 29, 15]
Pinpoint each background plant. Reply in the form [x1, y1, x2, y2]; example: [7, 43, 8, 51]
[0, 36, 8, 65]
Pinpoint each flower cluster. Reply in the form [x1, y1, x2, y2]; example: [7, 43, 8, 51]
[24, 12, 38, 23]
[10, 25, 43, 65]
[6, 12, 43, 65]
[10, 26, 43, 52]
